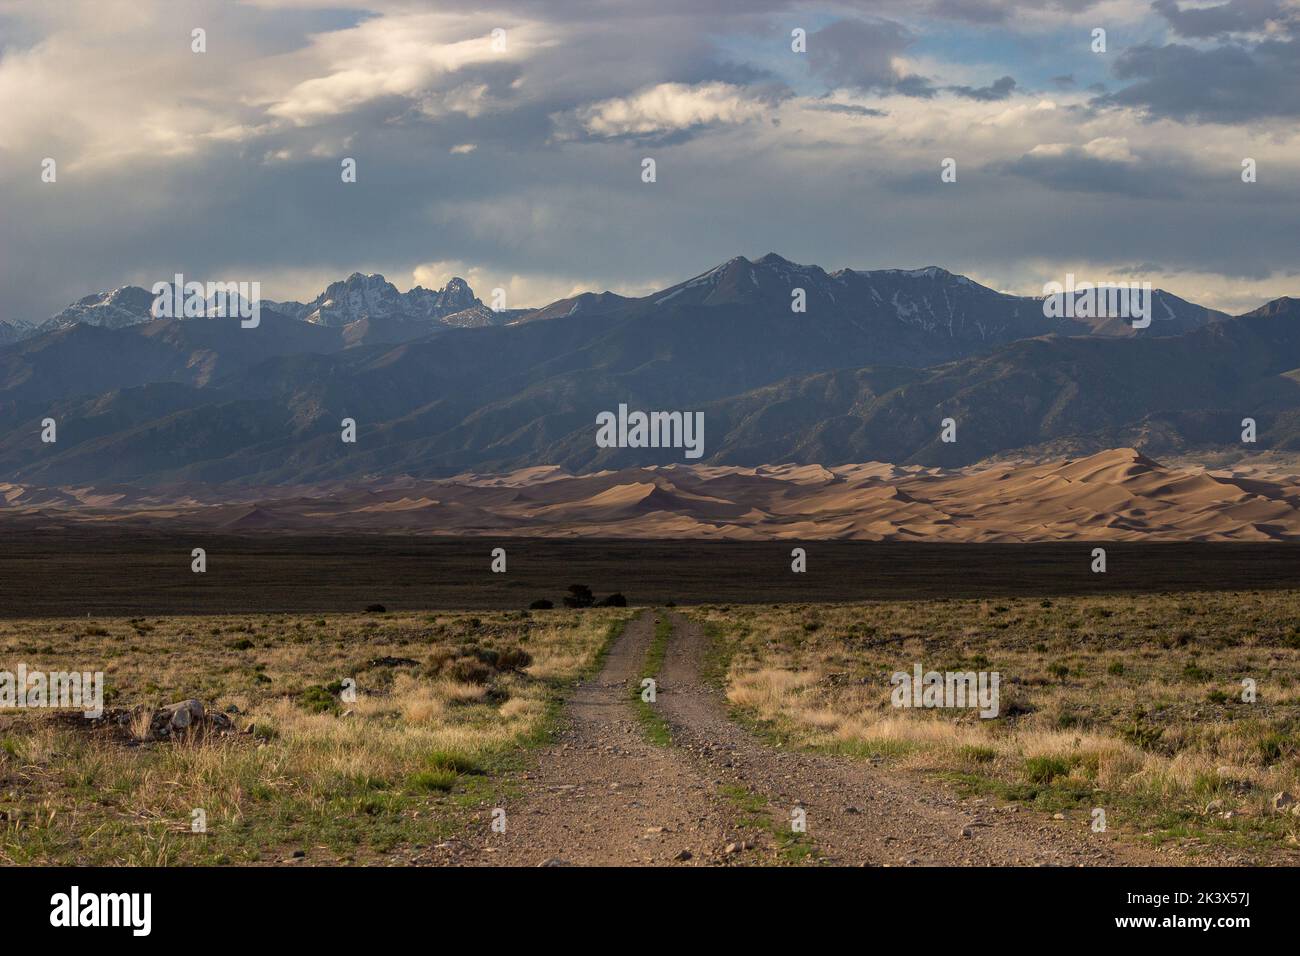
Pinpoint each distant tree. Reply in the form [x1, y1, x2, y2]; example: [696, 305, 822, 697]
[597, 593, 627, 607]
[562, 584, 594, 608]
[529, 599, 554, 610]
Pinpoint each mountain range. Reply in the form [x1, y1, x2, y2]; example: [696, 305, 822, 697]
[0, 253, 1293, 488]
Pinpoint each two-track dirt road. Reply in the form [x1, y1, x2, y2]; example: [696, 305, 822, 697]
[447, 610, 1202, 866]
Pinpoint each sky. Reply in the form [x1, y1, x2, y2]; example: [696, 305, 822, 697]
[1, 0, 1298, 320]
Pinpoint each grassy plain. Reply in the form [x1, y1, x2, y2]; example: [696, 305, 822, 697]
[0, 608, 628, 864]
[691, 591, 1300, 862]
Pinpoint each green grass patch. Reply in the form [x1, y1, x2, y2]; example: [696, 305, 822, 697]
[631, 613, 674, 746]
[718, 784, 818, 865]
[406, 769, 458, 793]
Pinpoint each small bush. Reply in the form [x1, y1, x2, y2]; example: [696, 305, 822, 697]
[529, 599, 554, 610]
[493, 647, 532, 671]
[958, 745, 997, 763]
[407, 769, 457, 793]
[1182, 661, 1212, 682]
[1258, 733, 1290, 766]
[1120, 711, 1164, 751]
[297, 683, 343, 714]
[426, 750, 482, 775]
[1054, 711, 1082, 730]
[1024, 755, 1072, 784]
[445, 657, 493, 685]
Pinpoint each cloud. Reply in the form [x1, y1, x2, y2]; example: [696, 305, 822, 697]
[264, 14, 543, 126]
[1000, 139, 1187, 198]
[559, 82, 773, 139]
[1099, 38, 1300, 122]
[1152, 0, 1299, 38]
[921, 0, 1112, 25]
[949, 75, 1017, 100]
[806, 18, 935, 96]
[1, 0, 1298, 326]
[411, 259, 658, 309]
[807, 97, 889, 116]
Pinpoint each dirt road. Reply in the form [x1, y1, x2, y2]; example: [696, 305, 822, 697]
[455, 610, 1199, 866]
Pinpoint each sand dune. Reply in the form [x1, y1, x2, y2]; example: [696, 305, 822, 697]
[4, 448, 1300, 540]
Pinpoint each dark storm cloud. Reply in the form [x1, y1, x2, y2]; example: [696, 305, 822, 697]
[807, 18, 935, 96]
[916, 0, 1104, 24]
[1153, 0, 1298, 39]
[1098, 38, 1300, 122]
[949, 75, 1017, 100]
[999, 149, 1187, 199]
[807, 99, 889, 116]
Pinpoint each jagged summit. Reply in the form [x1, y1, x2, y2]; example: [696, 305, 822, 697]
[40, 286, 159, 332]
[21, 271, 499, 337]
[269, 272, 483, 327]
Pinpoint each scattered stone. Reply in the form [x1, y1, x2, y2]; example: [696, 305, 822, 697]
[99, 699, 237, 741]
[538, 857, 572, 867]
[959, 826, 974, 838]
[1271, 791, 1297, 812]
[674, 849, 693, 861]
[164, 699, 204, 730]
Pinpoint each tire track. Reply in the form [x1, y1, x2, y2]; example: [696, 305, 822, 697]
[465, 612, 740, 866]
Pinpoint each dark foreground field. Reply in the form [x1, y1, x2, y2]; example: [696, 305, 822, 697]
[4, 523, 1300, 616]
